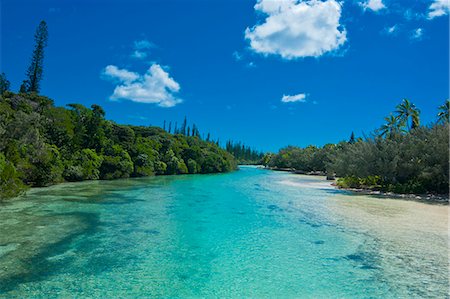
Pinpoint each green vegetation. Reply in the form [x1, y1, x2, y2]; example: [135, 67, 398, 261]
[267, 99, 449, 194]
[0, 92, 237, 200]
[225, 141, 263, 164]
[22, 20, 48, 93]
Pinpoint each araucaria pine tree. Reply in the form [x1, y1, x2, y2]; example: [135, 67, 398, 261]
[0, 73, 10, 94]
[25, 20, 48, 93]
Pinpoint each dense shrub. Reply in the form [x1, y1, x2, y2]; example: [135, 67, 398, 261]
[0, 153, 27, 200]
[270, 124, 448, 194]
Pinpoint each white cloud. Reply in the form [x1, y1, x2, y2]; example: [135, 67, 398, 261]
[281, 93, 307, 103]
[383, 24, 399, 35]
[134, 39, 154, 50]
[232, 51, 243, 61]
[131, 50, 148, 59]
[131, 39, 154, 60]
[103, 65, 139, 83]
[245, 0, 347, 59]
[427, 0, 450, 19]
[102, 64, 182, 107]
[410, 28, 424, 40]
[359, 0, 386, 12]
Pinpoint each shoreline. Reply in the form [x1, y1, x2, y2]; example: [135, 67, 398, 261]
[335, 186, 449, 204]
[1, 169, 239, 202]
[264, 166, 449, 204]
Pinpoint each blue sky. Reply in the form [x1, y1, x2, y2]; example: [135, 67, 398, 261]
[1, 0, 448, 152]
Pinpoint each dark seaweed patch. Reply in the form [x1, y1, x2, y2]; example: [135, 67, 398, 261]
[267, 204, 283, 212]
[345, 251, 380, 270]
[0, 212, 101, 294]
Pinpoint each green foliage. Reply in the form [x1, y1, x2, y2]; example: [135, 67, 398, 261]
[0, 73, 10, 95]
[225, 140, 264, 164]
[0, 153, 27, 200]
[269, 145, 333, 172]
[187, 159, 200, 174]
[261, 153, 273, 166]
[437, 100, 449, 124]
[329, 125, 449, 194]
[337, 176, 382, 190]
[25, 20, 48, 93]
[0, 91, 237, 198]
[395, 99, 420, 131]
[269, 100, 449, 195]
[64, 149, 103, 181]
[21, 144, 64, 187]
[100, 144, 133, 180]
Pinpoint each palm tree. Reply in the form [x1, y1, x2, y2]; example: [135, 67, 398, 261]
[379, 114, 403, 138]
[395, 99, 420, 131]
[437, 100, 449, 124]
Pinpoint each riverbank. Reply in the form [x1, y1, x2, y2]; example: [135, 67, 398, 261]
[264, 166, 449, 204]
[334, 186, 449, 204]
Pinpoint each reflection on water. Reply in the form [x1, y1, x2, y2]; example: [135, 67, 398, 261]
[0, 167, 448, 298]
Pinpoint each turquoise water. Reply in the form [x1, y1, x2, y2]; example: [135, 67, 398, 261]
[0, 166, 448, 298]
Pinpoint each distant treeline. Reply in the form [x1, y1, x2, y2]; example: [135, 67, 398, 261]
[265, 99, 449, 194]
[225, 141, 264, 164]
[159, 118, 264, 164]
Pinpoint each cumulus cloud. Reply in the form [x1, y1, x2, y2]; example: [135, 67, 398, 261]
[102, 64, 182, 107]
[103, 65, 139, 83]
[281, 93, 307, 103]
[359, 0, 386, 12]
[245, 0, 347, 59]
[427, 0, 450, 19]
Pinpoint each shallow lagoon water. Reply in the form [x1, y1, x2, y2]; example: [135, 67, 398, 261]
[0, 166, 448, 298]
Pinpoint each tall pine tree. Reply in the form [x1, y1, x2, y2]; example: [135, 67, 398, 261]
[0, 73, 10, 94]
[348, 131, 356, 144]
[181, 116, 187, 136]
[25, 20, 48, 93]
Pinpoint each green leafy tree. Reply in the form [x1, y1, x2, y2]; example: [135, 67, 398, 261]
[100, 144, 133, 179]
[132, 137, 160, 176]
[187, 158, 201, 174]
[25, 20, 48, 93]
[21, 144, 64, 187]
[0, 153, 27, 200]
[64, 149, 103, 181]
[261, 153, 273, 166]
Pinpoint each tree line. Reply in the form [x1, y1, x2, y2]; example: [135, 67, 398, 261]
[0, 92, 237, 199]
[265, 99, 449, 194]
[225, 141, 264, 164]
[161, 117, 220, 145]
